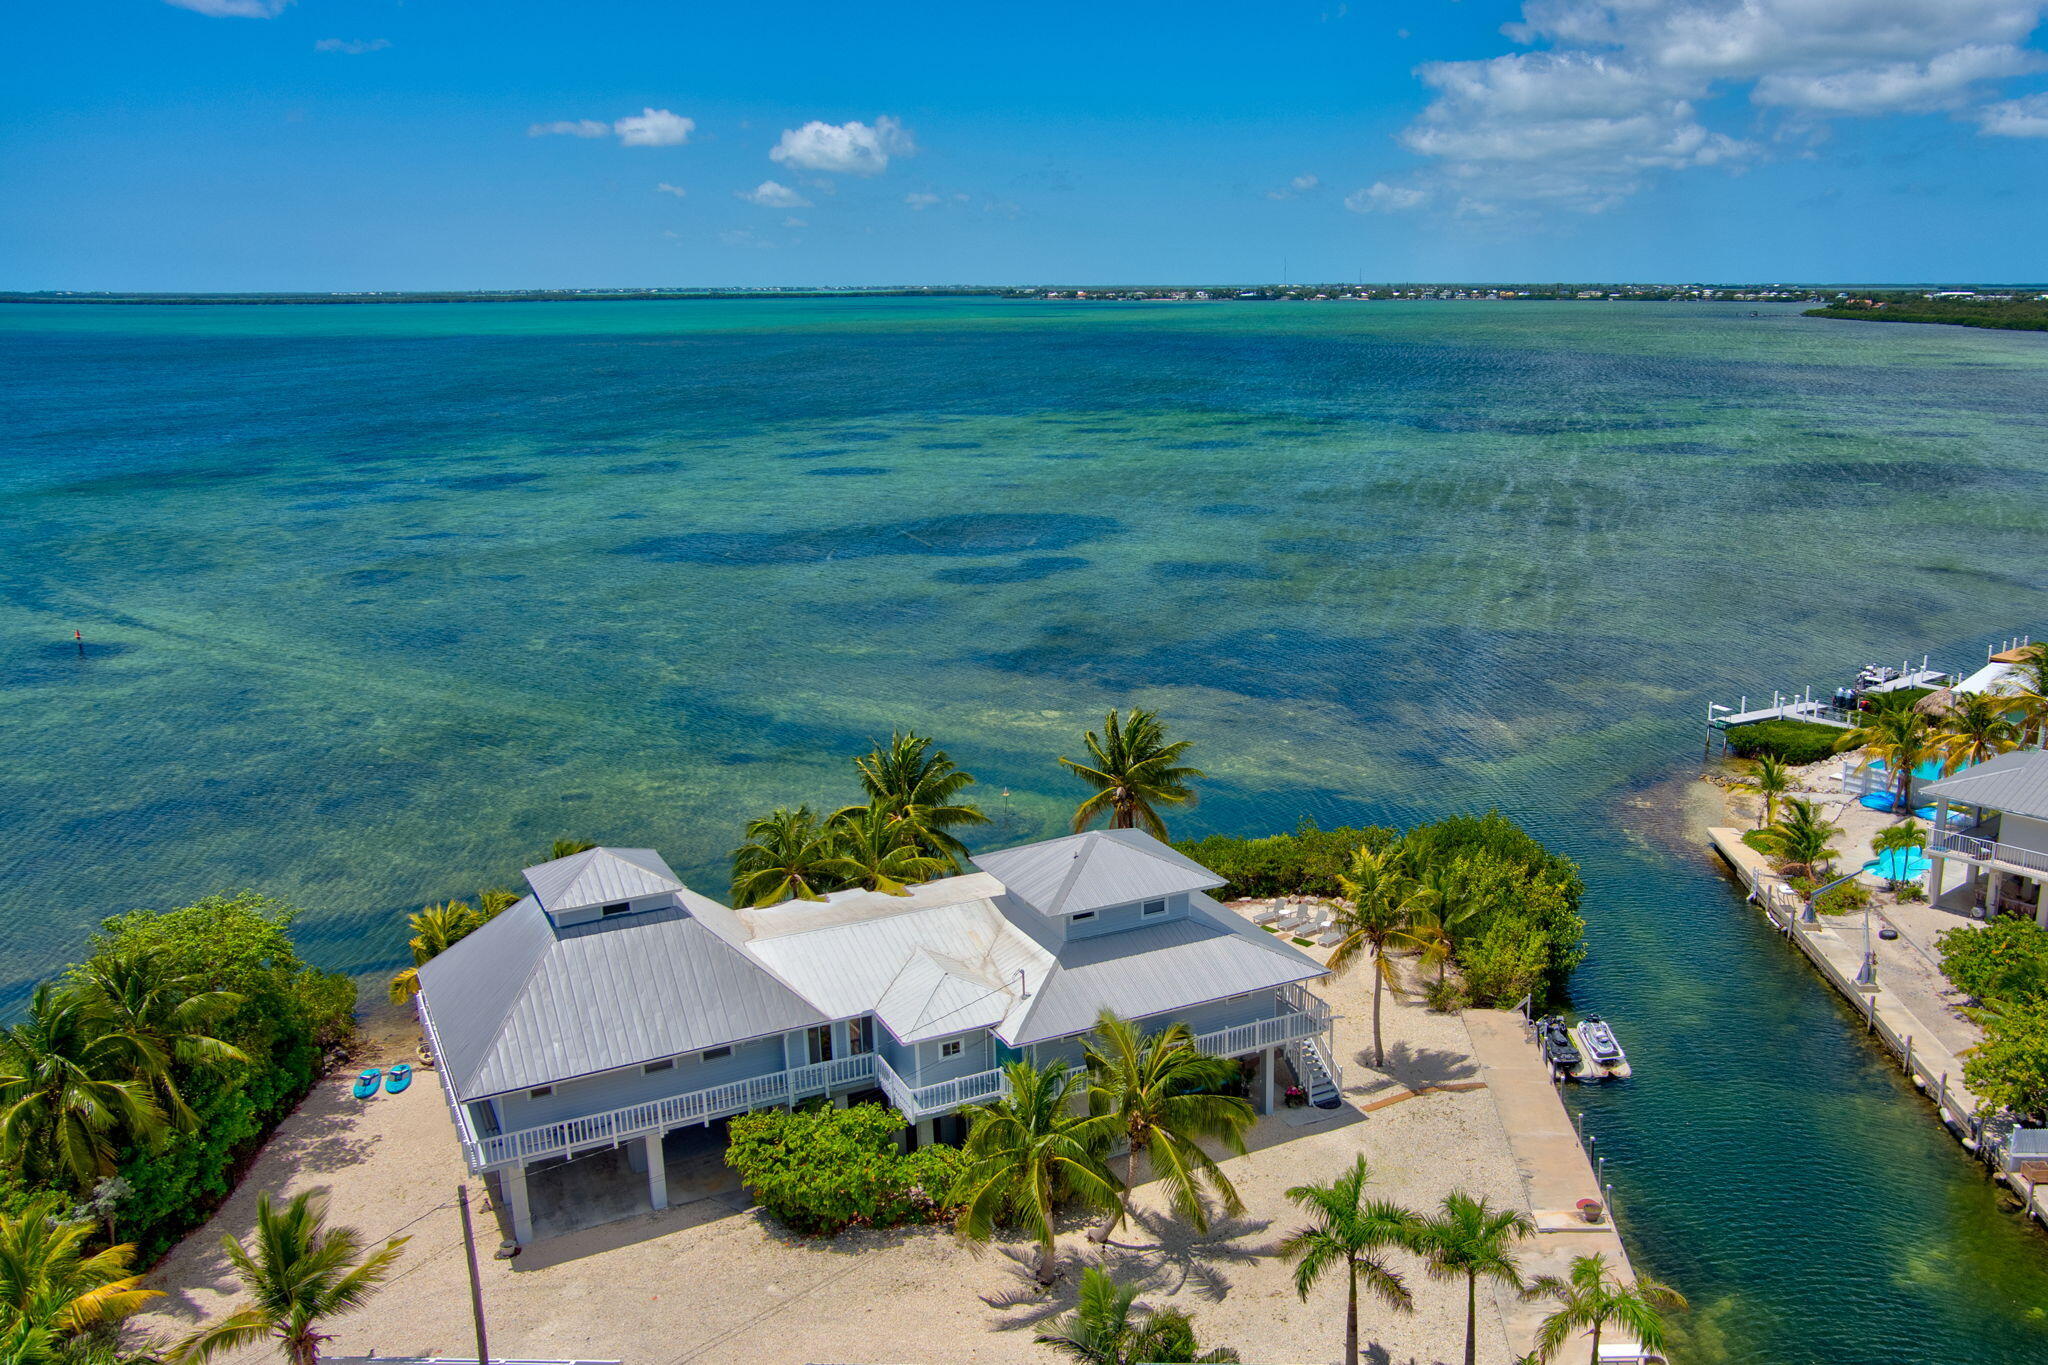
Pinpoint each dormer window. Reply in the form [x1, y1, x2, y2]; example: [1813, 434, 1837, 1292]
[1143, 899, 1167, 917]
[601, 901, 633, 917]
[1071, 911, 1096, 922]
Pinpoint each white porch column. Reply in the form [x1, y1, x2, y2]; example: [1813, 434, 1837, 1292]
[1262, 1047, 1276, 1115]
[914, 1118, 936, 1148]
[645, 1132, 668, 1212]
[502, 1165, 534, 1245]
[831, 1093, 850, 1109]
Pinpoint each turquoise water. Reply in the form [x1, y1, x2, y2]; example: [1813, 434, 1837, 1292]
[6, 297, 2048, 1359]
[1871, 757, 1957, 780]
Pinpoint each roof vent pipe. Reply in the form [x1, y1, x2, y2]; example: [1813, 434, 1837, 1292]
[1016, 968, 1030, 999]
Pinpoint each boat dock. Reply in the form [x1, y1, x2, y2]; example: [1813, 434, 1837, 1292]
[1706, 826, 2048, 1229]
[1708, 660, 1950, 730]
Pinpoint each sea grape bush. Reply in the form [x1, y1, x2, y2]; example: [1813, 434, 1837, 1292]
[725, 1103, 961, 1235]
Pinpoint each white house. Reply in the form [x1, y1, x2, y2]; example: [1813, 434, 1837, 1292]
[1923, 749, 2048, 925]
[415, 828, 1341, 1244]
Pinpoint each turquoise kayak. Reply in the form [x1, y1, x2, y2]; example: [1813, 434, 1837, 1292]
[385, 1063, 412, 1095]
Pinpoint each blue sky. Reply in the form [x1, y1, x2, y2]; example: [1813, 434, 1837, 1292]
[6, 0, 2047, 289]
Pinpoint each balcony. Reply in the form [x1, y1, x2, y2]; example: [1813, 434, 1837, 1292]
[1931, 829, 2048, 878]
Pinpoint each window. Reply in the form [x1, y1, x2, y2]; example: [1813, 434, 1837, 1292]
[806, 1024, 834, 1065]
[701, 1046, 732, 1062]
[1071, 911, 1096, 922]
[601, 901, 633, 917]
[528, 1085, 553, 1099]
[643, 1058, 674, 1074]
[1143, 899, 1168, 917]
[847, 1017, 873, 1056]
[939, 1039, 963, 1058]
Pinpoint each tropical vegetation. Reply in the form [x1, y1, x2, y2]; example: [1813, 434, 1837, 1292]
[1940, 915, 2048, 1122]
[0, 1194, 160, 1360]
[841, 731, 990, 866]
[724, 1103, 961, 1235]
[1279, 1156, 1417, 1365]
[1523, 1252, 1687, 1363]
[1411, 1192, 1534, 1365]
[1935, 691, 2022, 774]
[386, 895, 514, 1005]
[1034, 1267, 1239, 1364]
[1173, 821, 1396, 900]
[1737, 753, 1791, 829]
[1080, 1011, 1254, 1243]
[167, 1190, 406, 1365]
[1061, 709, 1205, 838]
[951, 1060, 1120, 1285]
[1995, 642, 2048, 745]
[1329, 847, 1435, 1066]
[1751, 798, 1841, 881]
[1720, 718, 1842, 766]
[1833, 697, 1937, 812]
[1870, 820, 1928, 892]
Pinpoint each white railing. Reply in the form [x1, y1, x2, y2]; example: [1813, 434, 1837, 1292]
[873, 1053, 1009, 1120]
[1191, 1006, 1325, 1061]
[1932, 829, 2048, 875]
[417, 998, 486, 1172]
[476, 1051, 878, 1169]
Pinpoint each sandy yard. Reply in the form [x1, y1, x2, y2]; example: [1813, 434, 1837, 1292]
[135, 948, 1602, 1365]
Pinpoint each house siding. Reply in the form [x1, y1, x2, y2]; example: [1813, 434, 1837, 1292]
[2004, 814, 2048, 857]
[489, 1032, 787, 1130]
[915, 1030, 995, 1084]
[1063, 893, 1187, 941]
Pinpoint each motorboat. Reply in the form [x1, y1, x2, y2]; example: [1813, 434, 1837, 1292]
[1571, 1016, 1632, 1079]
[1538, 1016, 1581, 1072]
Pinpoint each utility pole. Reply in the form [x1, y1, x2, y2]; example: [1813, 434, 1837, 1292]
[458, 1185, 491, 1365]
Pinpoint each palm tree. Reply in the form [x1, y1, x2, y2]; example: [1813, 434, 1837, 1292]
[1331, 845, 1434, 1068]
[68, 953, 248, 1129]
[1279, 1156, 1420, 1365]
[827, 802, 950, 895]
[169, 1191, 407, 1365]
[1060, 709, 1205, 839]
[843, 732, 989, 868]
[0, 1196, 160, 1342]
[546, 839, 596, 861]
[1034, 1267, 1239, 1364]
[0, 984, 168, 1196]
[1995, 643, 2048, 746]
[1872, 819, 1928, 892]
[952, 1061, 1122, 1286]
[1081, 1011, 1255, 1244]
[386, 901, 486, 1005]
[1411, 856, 1493, 990]
[1751, 797, 1842, 881]
[475, 887, 521, 919]
[1835, 698, 1937, 812]
[1524, 1252, 1687, 1364]
[1938, 691, 2021, 774]
[1411, 1191, 1534, 1365]
[1739, 754, 1792, 829]
[728, 807, 854, 907]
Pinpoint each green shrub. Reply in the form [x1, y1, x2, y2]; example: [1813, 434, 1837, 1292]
[1399, 811, 1588, 1001]
[1939, 915, 2048, 1007]
[1723, 720, 1844, 766]
[1964, 998, 2048, 1123]
[725, 1103, 961, 1236]
[1173, 820, 1396, 899]
[1787, 876, 1871, 915]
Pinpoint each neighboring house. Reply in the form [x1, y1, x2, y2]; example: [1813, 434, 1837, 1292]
[1923, 749, 2048, 925]
[416, 829, 1341, 1244]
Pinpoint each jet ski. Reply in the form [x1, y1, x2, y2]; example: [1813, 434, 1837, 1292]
[1538, 1016, 1582, 1073]
[1571, 1016, 1632, 1079]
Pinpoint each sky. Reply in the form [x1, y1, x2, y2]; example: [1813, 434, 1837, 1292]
[5, 0, 2048, 289]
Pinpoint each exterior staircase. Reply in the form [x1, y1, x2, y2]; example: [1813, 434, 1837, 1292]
[1288, 1035, 1344, 1109]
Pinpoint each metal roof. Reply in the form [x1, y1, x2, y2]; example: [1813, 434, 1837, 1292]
[969, 828, 1225, 918]
[1002, 894, 1324, 1044]
[522, 847, 682, 915]
[417, 894, 825, 1102]
[1921, 749, 2048, 822]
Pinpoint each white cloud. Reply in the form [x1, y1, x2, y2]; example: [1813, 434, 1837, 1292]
[770, 116, 915, 176]
[737, 180, 811, 208]
[529, 120, 612, 139]
[1345, 182, 1429, 212]
[1979, 90, 2048, 134]
[528, 109, 695, 146]
[783, 216, 808, 228]
[1266, 173, 1323, 200]
[903, 191, 941, 209]
[719, 228, 777, 249]
[166, 0, 290, 15]
[654, 182, 688, 198]
[315, 38, 389, 54]
[613, 108, 694, 147]
[1376, 1, 2047, 217]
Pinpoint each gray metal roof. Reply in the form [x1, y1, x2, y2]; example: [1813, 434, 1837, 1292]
[970, 828, 1225, 918]
[1921, 749, 2048, 821]
[522, 847, 682, 914]
[1003, 895, 1324, 1044]
[417, 895, 825, 1101]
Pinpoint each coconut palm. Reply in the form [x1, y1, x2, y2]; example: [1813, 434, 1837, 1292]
[386, 901, 486, 1005]
[1081, 1011, 1255, 1244]
[0, 985, 168, 1196]
[1834, 698, 1937, 813]
[1411, 1191, 1534, 1365]
[843, 732, 990, 868]
[475, 887, 520, 919]
[728, 807, 855, 907]
[1411, 855, 1495, 990]
[1995, 643, 2048, 746]
[546, 839, 596, 861]
[0, 1196, 160, 1342]
[168, 1191, 407, 1365]
[1871, 819, 1928, 892]
[952, 1061, 1122, 1286]
[1938, 691, 2022, 774]
[1524, 1252, 1687, 1364]
[826, 802, 951, 895]
[1331, 845, 1435, 1068]
[1034, 1267, 1239, 1365]
[1739, 754, 1792, 829]
[68, 953, 248, 1129]
[1060, 710, 1205, 839]
[1751, 798, 1842, 881]
[1280, 1156, 1420, 1365]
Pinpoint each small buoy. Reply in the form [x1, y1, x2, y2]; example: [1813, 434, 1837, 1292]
[74, 629, 84, 658]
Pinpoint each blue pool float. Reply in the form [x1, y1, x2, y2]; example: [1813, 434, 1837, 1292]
[385, 1063, 413, 1095]
[351, 1068, 381, 1100]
